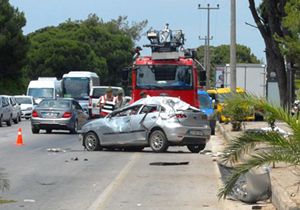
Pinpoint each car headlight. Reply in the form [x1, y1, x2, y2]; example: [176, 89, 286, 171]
[26, 107, 33, 111]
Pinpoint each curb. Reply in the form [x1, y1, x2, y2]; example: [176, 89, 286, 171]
[217, 123, 300, 210]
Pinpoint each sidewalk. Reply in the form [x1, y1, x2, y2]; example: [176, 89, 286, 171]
[217, 121, 300, 210]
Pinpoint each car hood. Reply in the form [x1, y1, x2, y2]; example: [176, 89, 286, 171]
[81, 118, 107, 131]
[20, 104, 33, 110]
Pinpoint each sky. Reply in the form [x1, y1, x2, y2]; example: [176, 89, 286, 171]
[10, 0, 265, 62]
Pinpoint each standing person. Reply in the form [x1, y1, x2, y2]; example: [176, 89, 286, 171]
[140, 91, 150, 99]
[115, 90, 126, 109]
[98, 87, 116, 117]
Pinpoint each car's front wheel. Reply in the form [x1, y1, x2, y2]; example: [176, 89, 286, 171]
[6, 116, 12, 126]
[84, 132, 101, 151]
[149, 130, 169, 153]
[187, 144, 206, 153]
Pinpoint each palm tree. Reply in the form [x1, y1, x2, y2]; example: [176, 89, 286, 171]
[218, 93, 300, 199]
[0, 169, 9, 192]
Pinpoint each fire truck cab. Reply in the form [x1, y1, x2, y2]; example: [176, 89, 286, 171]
[122, 24, 200, 108]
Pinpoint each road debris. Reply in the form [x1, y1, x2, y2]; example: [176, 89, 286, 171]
[149, 162, 189, 166]
[47, 148, 66, 153]
[24, 199, 36, 203]
[218, 163, 271, 203]
[71, 157, 79, 161]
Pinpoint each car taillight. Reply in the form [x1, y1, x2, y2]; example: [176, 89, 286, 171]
[62, 112, 72, 118]
[175, 113, 187, 118]
[32, 111, 39, 118]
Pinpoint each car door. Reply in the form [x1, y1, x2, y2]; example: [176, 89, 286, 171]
[72, 101, 88, 128]
[130, 105, 160, 143]
[9, 97, 17, 119]
[2, 97, 10, 121]
[101, 105, 141, 146]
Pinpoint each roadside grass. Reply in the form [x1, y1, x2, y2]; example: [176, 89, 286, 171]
[0, 198, 16, 204]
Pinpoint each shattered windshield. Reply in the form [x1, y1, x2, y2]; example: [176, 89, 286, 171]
[136, 65, 193, 89]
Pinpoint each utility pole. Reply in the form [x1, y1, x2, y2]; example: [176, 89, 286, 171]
[230, 0, 236, 92]
[198, 36, 208, 71]
[198, 3, 219, 89]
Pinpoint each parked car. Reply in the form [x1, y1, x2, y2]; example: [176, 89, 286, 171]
[198, 90, 216, 135]
[31, 98, 89, 134]
[6, 96, 22, 124]
[0, 95, 13, 126]
[80, 96, 211, 153]
[15, 95, 36, 119]
[88, 86, 124, 118]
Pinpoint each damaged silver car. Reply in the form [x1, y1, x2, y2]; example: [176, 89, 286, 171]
[79, 97, 211, 153]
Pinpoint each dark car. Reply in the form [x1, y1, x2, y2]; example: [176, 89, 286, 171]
[198, 90, 216, 135]
[31, 98, 88, 134]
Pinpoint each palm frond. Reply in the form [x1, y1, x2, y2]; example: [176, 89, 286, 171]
[225, 93, 298, 129]
[222, 131, 290, 164]
[218, 148, 300, 199]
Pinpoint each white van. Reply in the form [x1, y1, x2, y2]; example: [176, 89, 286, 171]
[27, 77, 61, 104]
[88, 86, 124, 118]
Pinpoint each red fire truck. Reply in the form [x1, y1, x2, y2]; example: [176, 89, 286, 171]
[122, 24, 200, 108]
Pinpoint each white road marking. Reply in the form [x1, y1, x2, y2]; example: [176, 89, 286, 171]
[87, 152, 141, 210]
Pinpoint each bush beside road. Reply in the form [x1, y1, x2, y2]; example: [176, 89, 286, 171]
[217, 121, 300, 210]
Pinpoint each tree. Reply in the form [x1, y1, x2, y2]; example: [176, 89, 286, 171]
[248, 0, 289, 106]
[196, 44, 260, 85]
[281, 0, 300, 64]
[218, 93, 300, 199]
[0, 0, 28, 94]
[197, 44, 260, 66]
[24, 14, 147, 85]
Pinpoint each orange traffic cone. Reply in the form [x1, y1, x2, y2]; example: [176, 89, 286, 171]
[16, 128, 24, 146]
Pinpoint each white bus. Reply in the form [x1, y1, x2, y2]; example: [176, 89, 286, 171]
[62, 71, 100, 111]
[27, 77, 61, 104]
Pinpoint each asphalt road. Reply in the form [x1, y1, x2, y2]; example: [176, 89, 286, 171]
[0, 120, 223, 210]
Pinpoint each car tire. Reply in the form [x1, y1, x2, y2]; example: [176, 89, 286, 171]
[13, 116, 18, 124]
[32, 127, 40, 134]
[0, 116, 2, 127]
[187, 144, 206, 153]
[149, 130, 169, 153]
[46, 129, 52, 134]
[70, 120, 78, 134]
[84, 132, 101, 151]
[6, 116, 12, 126]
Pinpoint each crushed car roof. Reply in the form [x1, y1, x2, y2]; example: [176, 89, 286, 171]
[131, 96, 199, 111]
